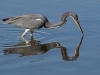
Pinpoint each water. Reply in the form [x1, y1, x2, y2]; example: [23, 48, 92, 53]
[0, 0, 100, 75]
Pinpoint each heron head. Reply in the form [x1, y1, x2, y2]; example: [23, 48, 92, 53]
[69, 12, 84, 35]
[62, 12, 79, 23]
[69, 12, 79, 23]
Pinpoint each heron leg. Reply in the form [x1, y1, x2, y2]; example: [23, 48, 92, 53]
[22, 36, 30, 43]
[22, 29, 30, 37]
[30, 30, 34, 38]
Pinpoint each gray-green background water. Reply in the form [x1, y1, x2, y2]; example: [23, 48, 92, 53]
[0, 0, 100, 75]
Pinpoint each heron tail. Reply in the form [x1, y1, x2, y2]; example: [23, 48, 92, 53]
[2, 18, 10, 21]
[2, 18, 13, 24]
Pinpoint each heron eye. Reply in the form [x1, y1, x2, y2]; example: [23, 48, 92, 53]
[76, 18, 78, 20]
[76, 15, 78, 20]
[75, 17, 78, 20]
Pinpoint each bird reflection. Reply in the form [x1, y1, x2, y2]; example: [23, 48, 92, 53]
[60, 36, 83, 61]
[4, 36, 83, 61]
[4, 37, 61, 57]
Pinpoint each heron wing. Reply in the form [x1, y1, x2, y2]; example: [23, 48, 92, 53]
[2, 15, 45, 29]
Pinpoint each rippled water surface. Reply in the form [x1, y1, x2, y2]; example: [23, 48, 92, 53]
[0, 0, 100, 75]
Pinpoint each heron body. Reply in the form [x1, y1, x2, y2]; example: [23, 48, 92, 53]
[2, 12, 84, 38]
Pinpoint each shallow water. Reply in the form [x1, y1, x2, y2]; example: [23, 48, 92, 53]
[0, 0, 100, 75]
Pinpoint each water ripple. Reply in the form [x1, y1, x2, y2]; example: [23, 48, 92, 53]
[0, 28, 54, 48]
[34, 30, 54, 41]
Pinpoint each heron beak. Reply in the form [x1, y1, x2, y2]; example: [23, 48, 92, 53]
[74, 19, 84, 35]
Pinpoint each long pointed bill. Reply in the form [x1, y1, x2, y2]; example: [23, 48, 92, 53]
[74, 19, 84, 35]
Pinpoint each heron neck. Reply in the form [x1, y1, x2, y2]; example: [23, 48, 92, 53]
[45, 21, 66, 29]
[54, 21, 66, 26]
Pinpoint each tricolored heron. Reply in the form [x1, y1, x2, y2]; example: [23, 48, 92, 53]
[2, 12, 84, 38]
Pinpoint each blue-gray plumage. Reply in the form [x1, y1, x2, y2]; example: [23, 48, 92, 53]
[2, 12, 84, 38]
